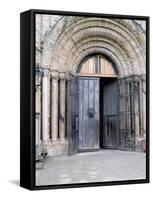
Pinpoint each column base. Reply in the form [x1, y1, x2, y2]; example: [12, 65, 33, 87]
[135, 137, 146, 152]
[47, 139, 68, 156]
[59, 137, 66, 143]
[36, 143, 43, 161]
[51, 138, 59, 144]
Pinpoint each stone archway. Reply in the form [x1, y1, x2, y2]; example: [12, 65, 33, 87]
[36, 16, 146, 157]
[41, 17, 145, 77]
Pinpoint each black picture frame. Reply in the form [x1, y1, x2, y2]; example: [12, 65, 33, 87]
[20, 9, 150, 190]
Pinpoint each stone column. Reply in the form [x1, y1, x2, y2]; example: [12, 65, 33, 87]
[59, 72, 66, 141]
[51, 70, 59, 142]
[142, 76, 146, 137]
[142, 76, 146, 152]
[133, 76, 140, 139]
[139, 77, 143, 137]
[35, 86, 41, 147]
[42, 68, 50, 153]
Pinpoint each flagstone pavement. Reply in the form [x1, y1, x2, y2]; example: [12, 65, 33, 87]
[36, 149, 146, 186]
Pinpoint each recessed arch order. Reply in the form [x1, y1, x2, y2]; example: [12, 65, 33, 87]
[41, 17, 146, 78]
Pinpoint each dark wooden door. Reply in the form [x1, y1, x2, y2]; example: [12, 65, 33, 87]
[78, 77, 100, 151]
[67, 74, 79, 155]
[103, 79, 119, 149]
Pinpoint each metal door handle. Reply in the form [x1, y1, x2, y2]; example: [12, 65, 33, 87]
[88, 108, 95, 118]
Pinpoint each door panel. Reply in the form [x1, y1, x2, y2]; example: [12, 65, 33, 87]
[67, 75, 79, 155]
[78, 77, 100, 151]
[103, 79, 118, 149]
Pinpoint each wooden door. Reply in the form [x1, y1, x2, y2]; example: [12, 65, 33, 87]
[103, 79, 119, 149]
[67, 74, 79, 155]
[78, 77, 100, 151]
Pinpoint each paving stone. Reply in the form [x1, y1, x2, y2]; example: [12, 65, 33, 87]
[36, 150, 146, 186]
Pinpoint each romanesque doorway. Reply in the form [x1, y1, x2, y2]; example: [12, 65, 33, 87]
[77, 54, 118, 151]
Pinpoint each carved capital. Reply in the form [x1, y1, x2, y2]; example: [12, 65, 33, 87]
[51, 70, 59, 80]
[141, 75, 146, 82]
[133, 76, 139, 82]
[59, 72, 66, 80]
[43, 68, 50, 78]
[66, 72, 79, 82]
[126, 77, 132, 83]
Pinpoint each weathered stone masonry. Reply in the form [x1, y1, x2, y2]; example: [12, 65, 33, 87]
[35, 14, 146, 158]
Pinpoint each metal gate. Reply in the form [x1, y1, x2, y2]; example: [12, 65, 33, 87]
[78, 77, 100, 151]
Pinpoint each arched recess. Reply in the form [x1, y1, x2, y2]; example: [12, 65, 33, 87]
[41, 17, 146, 78]
[76, 53, 119, 150]
[77, 54, 118, 77]
[36, 16, 146, 154]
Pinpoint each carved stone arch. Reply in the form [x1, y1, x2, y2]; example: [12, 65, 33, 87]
[65, 36, 130, 64]
[64, 40, 131, 77]
[51, 25, 138, 71]
[41, 17, 145, 78]
[67, 47, 126, 77]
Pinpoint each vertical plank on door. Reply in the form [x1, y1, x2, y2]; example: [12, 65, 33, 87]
[79, 79, 83, 149]
[94, 79, 100, 148]
[78, 77, 100, 151]
[83, 79, 89, 148]
[89, 79, 94, 147]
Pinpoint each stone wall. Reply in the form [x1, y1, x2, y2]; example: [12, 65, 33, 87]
[36, 15, 146, 76]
